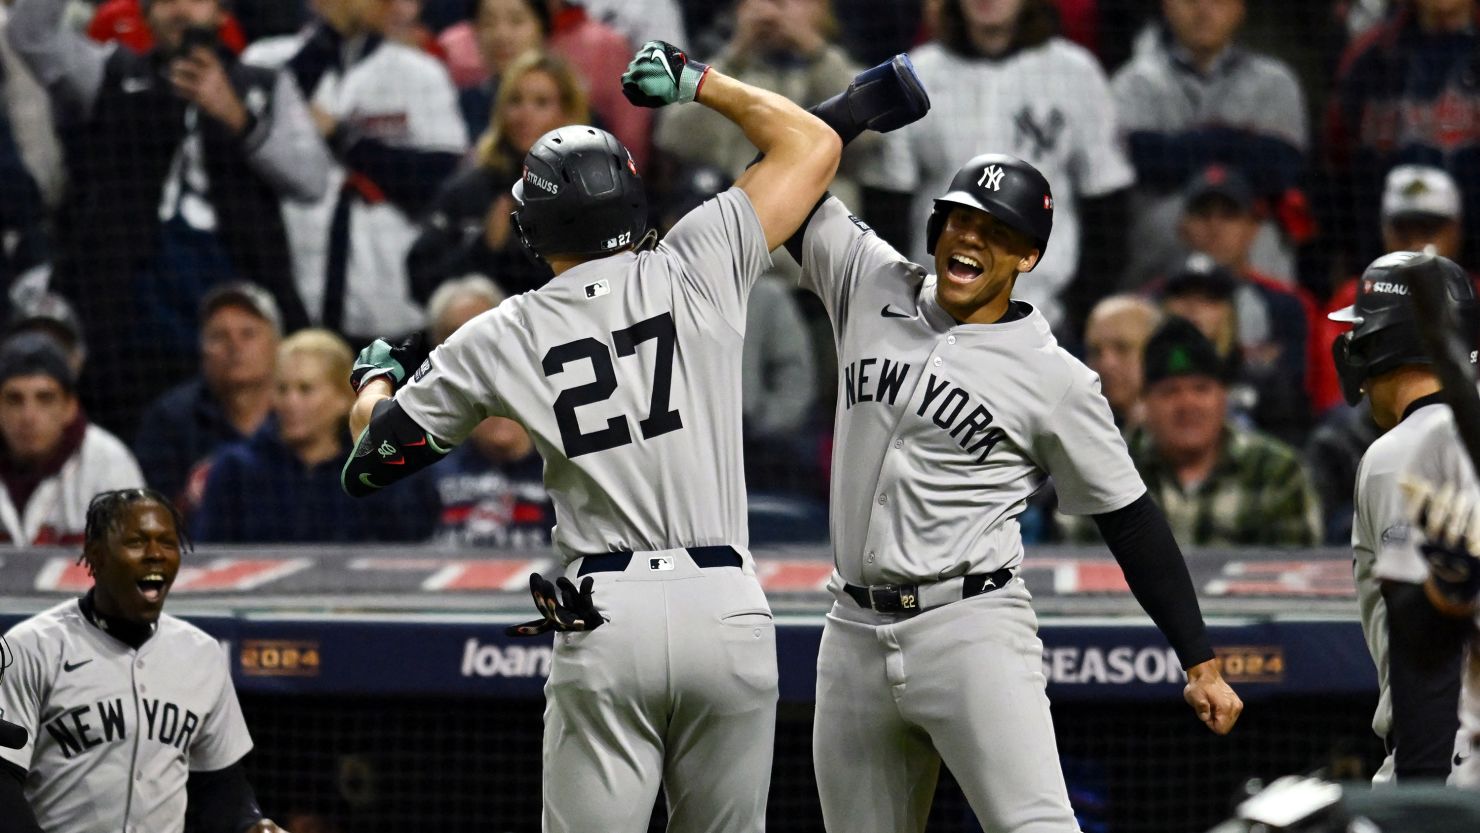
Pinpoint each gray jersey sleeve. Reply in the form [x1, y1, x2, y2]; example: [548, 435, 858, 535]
[0, 626, 46, 771]
[799, 195, 912, 322]
[1034, 369, 1145, 515]
[658, 187, 772, 330]
[187, 642, 253, 772]
[395, 307, 511, 446]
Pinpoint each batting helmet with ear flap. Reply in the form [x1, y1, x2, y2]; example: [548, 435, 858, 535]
[926, 153, 1054, 256]
[1329, 250, 1479, 405]
[512, 126, 650, 261]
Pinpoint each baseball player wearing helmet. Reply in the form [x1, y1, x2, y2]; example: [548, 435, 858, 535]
[0, 488, 286, 833]
[1330, 251, 1480, 782]
[789, 152, 1241, 831]
[340, 41, 928, 833]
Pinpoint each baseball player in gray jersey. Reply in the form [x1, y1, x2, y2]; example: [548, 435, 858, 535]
[1329, 251, 1480, 782]
[0, 488, 284, 833]
[339, 41, 928, 833]
[789, 152, 1241, 831]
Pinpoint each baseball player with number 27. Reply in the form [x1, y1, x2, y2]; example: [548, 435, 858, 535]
[341, 39, 928, 833]
[789, 145, 1243, 829]
[0, 488, 286, 833]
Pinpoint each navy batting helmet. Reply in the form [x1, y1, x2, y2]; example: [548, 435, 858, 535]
[512, 126, 649, 260]
[1329, 250, 1478, 405]
[926, 154, 1054, 256]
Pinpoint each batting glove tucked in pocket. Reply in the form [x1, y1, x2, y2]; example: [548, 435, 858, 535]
[506, 574, 608, 637]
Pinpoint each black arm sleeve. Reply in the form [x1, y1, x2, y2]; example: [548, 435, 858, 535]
[341, 399, 453, 498]
[1382, 580, 1467, 779]
[783, 193, 831, 265]
[1092, 493, 1215, 669]
[0, 759, 43, 833]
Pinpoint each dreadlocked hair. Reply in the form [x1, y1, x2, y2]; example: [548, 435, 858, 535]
[78, 488, 191, 570]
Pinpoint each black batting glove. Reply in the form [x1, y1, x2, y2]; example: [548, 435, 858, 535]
[349, 333, 428, 394]
[506, 574, 607, 637]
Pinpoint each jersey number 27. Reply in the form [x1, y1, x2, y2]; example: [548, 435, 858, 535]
[542, 312, 684, 458]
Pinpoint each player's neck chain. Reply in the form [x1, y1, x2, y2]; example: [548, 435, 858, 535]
[79, 590, 156, 649]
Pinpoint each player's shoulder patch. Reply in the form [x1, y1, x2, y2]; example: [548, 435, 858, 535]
[848, 214, 873, 234]
[413, 357, 433, 383]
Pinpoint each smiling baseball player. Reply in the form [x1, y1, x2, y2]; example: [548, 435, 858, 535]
[790, 153, 1241, 831]
[339, 41, 927, 833]
[0, 488, 285, 833]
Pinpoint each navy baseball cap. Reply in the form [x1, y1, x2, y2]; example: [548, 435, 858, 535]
[0, 332, 76, 393]
[1183, 165, 1255, 214]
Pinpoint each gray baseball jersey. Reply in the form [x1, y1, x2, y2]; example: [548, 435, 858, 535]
[799, 195, 1143, 833]
[398, 187, 769, 562]
[799, 195, 1145, 589]
[396, 187, 781, 833]
[0, 600, 252, 833]
[1367, 401, 1480, 783]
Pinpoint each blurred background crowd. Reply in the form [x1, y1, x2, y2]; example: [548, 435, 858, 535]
[0, 0, 1468, 550]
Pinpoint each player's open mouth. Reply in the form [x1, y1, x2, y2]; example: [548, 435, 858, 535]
[136, 573, 168, 604]
[946, 253, 985, 283]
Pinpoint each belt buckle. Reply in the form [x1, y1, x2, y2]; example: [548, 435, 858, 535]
[868, 584, 920, 613]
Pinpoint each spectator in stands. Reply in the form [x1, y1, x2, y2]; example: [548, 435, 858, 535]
[0, 1, 65, 213]
[5, 291, 85, 377]
[132, 283, 280, 511]
[865, 0, 1133, 331]
[429, 275, 506, 345]
[0, 334, 144, 545]
[580, 0, 686, 50]
[1063, 316, 1321, 545]
[654, 0, 878, 208]
[0, 108, 48, 295]
[193, 329, 436, 543]
[407, 50, 587, 299]
[7, 0, 325, 438]
[439, 0, 649, 167]
[1177, 166, 1335, 419]
[245, 0, 467, 345]
[1111, 0, 1308, 288]
[1327, 0, 1480, 274]
[87, 0, 249, 54]
[1159, 253, 1315, 443]
[1083, 294, 1161, 435]
[423, 277, 553, 547]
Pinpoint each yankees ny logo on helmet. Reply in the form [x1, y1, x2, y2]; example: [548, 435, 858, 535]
[978, 165, 1005, 191]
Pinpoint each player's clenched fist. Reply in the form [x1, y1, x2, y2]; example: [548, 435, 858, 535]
[621, 40, 710, 108]
[349, 334, 428, 394]
[1182, 658, 1243, 735]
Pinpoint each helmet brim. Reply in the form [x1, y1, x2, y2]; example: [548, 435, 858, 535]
[1327, 304, 1361, 323]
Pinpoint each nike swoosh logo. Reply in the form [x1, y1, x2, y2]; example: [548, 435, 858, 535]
[653, 50, 675, 83]
[63, 659, 92, 672]
[881, 305, 912, 319]
[359, 473, 380, 488]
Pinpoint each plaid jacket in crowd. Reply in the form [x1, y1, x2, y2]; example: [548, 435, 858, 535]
[1060, 423, 1322, 547]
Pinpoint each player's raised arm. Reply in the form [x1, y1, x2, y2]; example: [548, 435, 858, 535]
[622, 42, 841, 251]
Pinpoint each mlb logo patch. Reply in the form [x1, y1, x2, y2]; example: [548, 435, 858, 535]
[649, 557, 674, 571]
[585, 280, 610, 299]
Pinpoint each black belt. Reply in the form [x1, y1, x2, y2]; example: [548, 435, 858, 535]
[576, 545, 743, 575]
[843, 567, 1015, 614]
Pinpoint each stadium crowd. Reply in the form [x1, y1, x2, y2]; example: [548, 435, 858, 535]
[0, 0, 1472, 549]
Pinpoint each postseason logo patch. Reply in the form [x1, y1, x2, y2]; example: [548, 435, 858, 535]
[413, 358, 433, 382]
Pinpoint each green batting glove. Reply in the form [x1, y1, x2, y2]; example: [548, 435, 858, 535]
[621, 40, 709, 108]
[350, 334, 427, 393]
